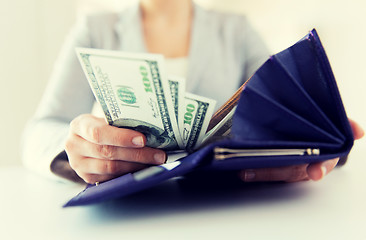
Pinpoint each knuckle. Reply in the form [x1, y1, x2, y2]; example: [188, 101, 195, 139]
[69, 118, 78, 130]
[68, 157, 80, 171]
[64, 138, 75, 153]
[98, 145, 116, 160]
[70, 114, 87, 130]
[64, 140, 72, 153]
[89, 125, 102, 143]
[104, 161, 119, 174]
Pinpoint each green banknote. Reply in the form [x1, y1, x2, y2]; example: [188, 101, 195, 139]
[76, 48, 184, 150]
[182, 93, 216, 151]
[168, 76, 186, 134]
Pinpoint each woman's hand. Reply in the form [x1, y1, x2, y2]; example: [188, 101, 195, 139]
[239, 119, 364, 182]
[65, 114, 167, 184]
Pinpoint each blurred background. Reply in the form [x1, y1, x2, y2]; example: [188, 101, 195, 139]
[0, 0, 365, 167]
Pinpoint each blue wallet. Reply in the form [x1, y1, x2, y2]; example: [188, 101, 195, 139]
[64, 29, 354, 207]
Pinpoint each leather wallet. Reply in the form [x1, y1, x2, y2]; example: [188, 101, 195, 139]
[64, 29, 354, 207]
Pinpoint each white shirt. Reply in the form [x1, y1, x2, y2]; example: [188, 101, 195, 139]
[165, 57, 189, 80]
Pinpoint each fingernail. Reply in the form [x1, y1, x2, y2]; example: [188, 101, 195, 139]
[132, 136, 144, 147]
[154, 152, 166, 164]
[244, 170, 256, 182]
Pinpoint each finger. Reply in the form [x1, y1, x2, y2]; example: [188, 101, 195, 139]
[76, 173, 119, 184]
[307, 158, 339, 181]
[239, 164, 309, 183]
[67, 134, 166, 165]
[70, 157, 147, 176]
[348, 118, 364, 140]
[70, 114, 146, 147]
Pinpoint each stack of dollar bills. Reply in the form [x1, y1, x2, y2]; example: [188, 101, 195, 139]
[76, 48, 221, 152]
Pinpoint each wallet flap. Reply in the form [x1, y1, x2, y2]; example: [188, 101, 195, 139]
[232, 29, 354, 154]
[64, 146, 213, 207]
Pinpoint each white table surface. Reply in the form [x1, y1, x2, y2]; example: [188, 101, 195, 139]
[1, 138, 365, 240]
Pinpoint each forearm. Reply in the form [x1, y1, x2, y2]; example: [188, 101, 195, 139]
[21, 118, 75, 182]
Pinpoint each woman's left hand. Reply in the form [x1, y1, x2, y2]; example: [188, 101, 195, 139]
[238, 119, 364, 182]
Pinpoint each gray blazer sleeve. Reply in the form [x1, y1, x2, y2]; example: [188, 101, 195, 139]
[21, 14, 119, 182]
[237, 16, 270, 83]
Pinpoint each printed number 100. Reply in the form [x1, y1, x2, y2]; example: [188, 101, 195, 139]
[184, 104, 195, 125]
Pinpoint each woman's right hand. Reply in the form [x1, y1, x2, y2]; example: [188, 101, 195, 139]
[65, 114, 167, 184]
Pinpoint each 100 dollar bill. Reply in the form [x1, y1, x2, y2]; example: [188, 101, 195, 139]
[76, 48, 184, 150]
[167, 76, 186, 132]
[182, 93, 216, 151]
